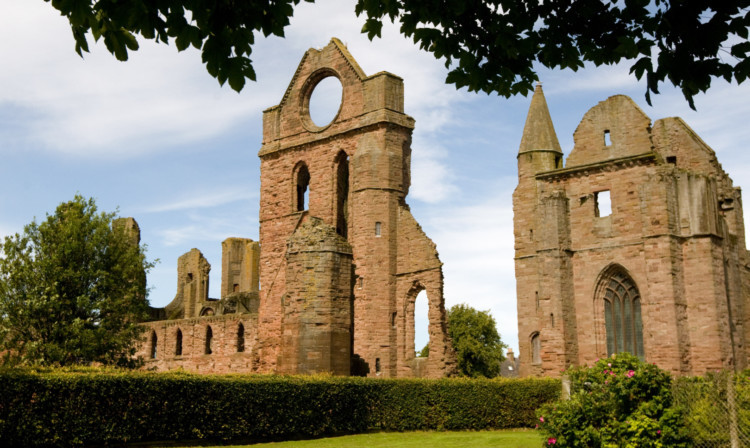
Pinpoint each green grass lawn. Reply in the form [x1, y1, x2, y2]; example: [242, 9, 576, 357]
[171, 429, 542, 448]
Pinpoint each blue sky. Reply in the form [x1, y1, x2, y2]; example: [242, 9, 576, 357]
[3, 0, 750, 356]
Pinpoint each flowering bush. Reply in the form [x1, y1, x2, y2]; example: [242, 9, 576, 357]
[537, 353, 688, 447]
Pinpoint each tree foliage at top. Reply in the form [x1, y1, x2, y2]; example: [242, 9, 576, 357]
[46, 0, 750, 107]
[0, 195, 154, 367]
[446, 303, 507, 378]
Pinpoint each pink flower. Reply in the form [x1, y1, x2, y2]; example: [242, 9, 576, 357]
[657, 430, 662, 435]
[535, 424, 539, 429]
[540, 416, 545, 422]
[627, 370, 635, 378]
[608, 363, 612, 367]
[548, 438, 557, 445]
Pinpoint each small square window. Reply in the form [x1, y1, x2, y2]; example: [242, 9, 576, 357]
[595, 190, 612, 217]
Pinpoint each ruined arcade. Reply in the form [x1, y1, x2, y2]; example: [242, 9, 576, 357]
[138, 39, 456, 378]
[514, 85, 750, 377]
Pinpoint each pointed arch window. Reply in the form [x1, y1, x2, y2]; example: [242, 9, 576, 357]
[600, 268, 644, 359]
[205, 326, 213, 355]
[150, 330, 158, 359]
[175, 328, 183, 356]
[237, 323, 245, 353]
[295, 163, 310, 211]
[530, 332, 541, 364]
[334, 151, 349, 238]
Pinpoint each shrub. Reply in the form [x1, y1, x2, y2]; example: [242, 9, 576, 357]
[0, 368, 560, 447]
[537, 353, 688, 447]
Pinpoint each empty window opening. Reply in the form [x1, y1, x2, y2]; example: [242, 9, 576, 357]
[602, 269, 644, 359]
[554, 155, 562, 169]
[309, 76, 343, 127]
[414, 290, 429, 357]
[604, 130, 612, 147]
[529, 229, 533, 241]
[595, 190, 612, 217]
[535, 291, 540, 310]
[205, 326, 213, 355]
[233, 283, 239, 293]
[358, 277, 363, 289]
[550, 313, 555, 327]
[375, 358, 381, 373]
[375, 222, 382, 237]
[150, 331, 158, 359]
[237, 323, 245, 353]
[295, 163, 310, 211]
[175, 329, 183, 356]
[187, 273, 193, 282]
[335, 152, 349, 238]
[666, 156, 677, 164]
[391, 311, 397, 328]
[531, 332, 541, 364]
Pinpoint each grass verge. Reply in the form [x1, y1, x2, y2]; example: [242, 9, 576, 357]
[171, 429, 542, 448]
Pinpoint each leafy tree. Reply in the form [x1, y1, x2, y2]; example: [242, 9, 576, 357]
[0, 195, 154, 367]
[45, 0, 750, 107]
[445, 303, 506, 378]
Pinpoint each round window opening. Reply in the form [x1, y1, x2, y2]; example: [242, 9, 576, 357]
[308, 76, 343, 128]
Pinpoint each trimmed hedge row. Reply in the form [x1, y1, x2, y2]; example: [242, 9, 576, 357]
[0, 368, 560, 447]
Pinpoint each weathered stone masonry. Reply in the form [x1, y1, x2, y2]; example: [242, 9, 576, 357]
[514, 86, 750, 377]
[138, 39, 456, 377]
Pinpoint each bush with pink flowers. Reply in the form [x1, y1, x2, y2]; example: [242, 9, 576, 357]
[537, 353, 688, 447]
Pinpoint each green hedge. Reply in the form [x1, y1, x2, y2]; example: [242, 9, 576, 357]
[0, 368, 560, 447]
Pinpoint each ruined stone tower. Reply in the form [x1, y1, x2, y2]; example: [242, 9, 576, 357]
[256, 38, 456, 377]
[514, 85, 750, 376]
[137, 39, 455, 377]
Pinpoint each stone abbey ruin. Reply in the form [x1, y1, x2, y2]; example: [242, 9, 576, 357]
[135, 38, 750, 378]
[137, 39, 457, 378]
[515, 85, 750, 377]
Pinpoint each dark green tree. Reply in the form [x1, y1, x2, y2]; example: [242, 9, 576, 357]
[45, 0, 750, 107]
[0, 195, 154, 367]
[445, 303, 506, 378]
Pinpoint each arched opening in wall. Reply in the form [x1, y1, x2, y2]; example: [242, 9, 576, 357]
[205, 326, 213, 355]
[175, 329, 183, 356]
[308, 75, 342, 127]
[150, 331, 158, 359]
[295, 163, 310, 212]
[531, 332, 541, 364]
[597, 265, 644, 359]
[237, 323, 245, 353]
[414, 290, 429, 357]
[334, 151, 349, 238]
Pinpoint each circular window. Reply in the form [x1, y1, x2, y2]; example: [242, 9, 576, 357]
[307, 75, 343, 128]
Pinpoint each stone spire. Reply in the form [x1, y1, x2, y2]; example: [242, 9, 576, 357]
[519, 83, 562, 155]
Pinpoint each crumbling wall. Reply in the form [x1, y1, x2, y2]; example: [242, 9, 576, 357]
[164, 249, 211, 319]
[138, 314, 256, 373]
[221, 238, 260, 297]
[257, 38, 455, 377]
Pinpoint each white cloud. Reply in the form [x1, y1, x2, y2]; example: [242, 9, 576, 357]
[417, 183, 520, 352]
[140, 188, 258, 214]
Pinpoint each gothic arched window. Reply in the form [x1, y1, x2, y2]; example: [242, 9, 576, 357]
[600, 268, 644, 359]
[237, 323, 245, 353]
[150, 330, 158, 359]
[530, 332, 541, 364]
[175, 328, 183, 356]
[205, 326, 213, 355]
[295, 163, 310, 211]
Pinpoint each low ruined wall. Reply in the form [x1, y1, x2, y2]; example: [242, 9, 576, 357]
[138, 314, 258, 374]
